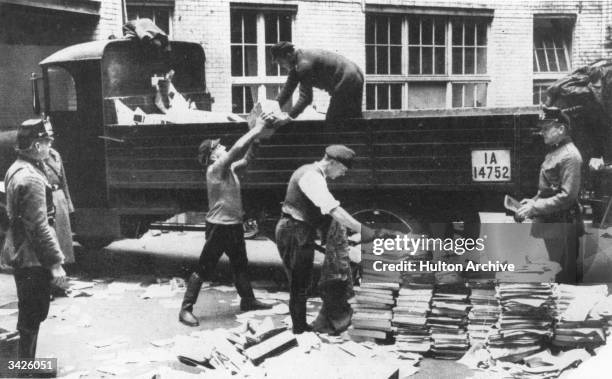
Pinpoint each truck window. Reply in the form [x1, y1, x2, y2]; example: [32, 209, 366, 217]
[47, 67, 77, 112]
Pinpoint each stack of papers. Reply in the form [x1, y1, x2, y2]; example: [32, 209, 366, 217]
[552, 284, 608, 349]
[348, 283, 398, 341]
[427, 283, 470, 360]
[467, 280, 500, 346]
[488, 283, 555, 362]
[392, 284, 433, 353]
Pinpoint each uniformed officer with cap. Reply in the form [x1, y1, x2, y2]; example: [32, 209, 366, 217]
[1, 118, 67, 358]
[517, 107, 583, 283]
[275, 144, 393, 334]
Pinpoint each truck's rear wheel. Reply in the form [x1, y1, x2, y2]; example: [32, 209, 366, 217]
[350, 207, 427, 235]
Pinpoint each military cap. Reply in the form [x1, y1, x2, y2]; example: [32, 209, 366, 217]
[17, 118, 54, 150]
[325, 144, 356, 169]
[197, 138, 220, 166]
[539, 106, 571, 130]
[270, 41, 295, 59]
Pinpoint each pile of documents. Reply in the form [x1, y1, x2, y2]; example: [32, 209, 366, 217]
[488, 283, 555, 362]
[392, 283, 433, 353]
[552, 284, 608, 349]
[467, 280, 500, 346]
[495, 260, 560, 283]
[427, 283, 471, 359]
[226, 317, 297, 365]
[348, 282, 398, 341]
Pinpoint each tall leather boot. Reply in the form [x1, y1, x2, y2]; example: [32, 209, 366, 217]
[18, 327, 39, 358]
[234, 270, 273, 311]
[179, 273, 203, 327]
[291, 295, 312, 334]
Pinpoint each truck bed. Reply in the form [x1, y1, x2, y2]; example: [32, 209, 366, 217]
[103, 107, 542, 194]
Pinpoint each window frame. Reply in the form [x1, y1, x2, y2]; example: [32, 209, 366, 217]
[230, 8, 295, 114]
[532, 16, 574, 105]
[365, 13, 491, 111]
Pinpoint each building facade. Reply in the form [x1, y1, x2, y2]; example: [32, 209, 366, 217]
[1, 0, 612, 128]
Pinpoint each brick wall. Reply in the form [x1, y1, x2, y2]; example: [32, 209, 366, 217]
[176, 0, 610, 112]
[94, 0, 124, 40]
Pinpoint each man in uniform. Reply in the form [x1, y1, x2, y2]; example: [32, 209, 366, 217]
[1, 119, 67, 358]
[270, 42, 364, 122]
[275, 145, 390, 334]
[179, 114, 275, 327]
[517, 107, 583, 283]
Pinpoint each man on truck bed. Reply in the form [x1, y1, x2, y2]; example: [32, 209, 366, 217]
[271, 42, 364, 122]
[517, 107, 583, 283]
[178, 114, 276, 327]
[275, 145, 392, 334]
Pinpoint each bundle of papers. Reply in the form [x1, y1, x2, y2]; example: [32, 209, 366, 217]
[489, 283, 554, 362]
[552, 284, 608, 349]
[393, 284, 433, 353]
[348, 283, 398, 341]
[467, 280, 500, 346]
[427, 283, 470, 360]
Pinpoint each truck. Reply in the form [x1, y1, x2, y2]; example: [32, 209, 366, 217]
[0, 38, 544, 247]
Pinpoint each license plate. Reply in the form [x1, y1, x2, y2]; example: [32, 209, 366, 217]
[471, 149, 511, 182]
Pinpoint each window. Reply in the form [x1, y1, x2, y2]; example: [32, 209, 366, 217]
[231, 8, 294, 114]
[126, 6, 172, 36]
[365, 14, 490, 110]
[532, 16, 573, 104]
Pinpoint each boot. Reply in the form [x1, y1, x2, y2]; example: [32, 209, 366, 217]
[290, 295, 312, 334]
[234, 270, 272, 311]
[18, 328, 39, 359]
[240, 297, 273, 311]
[179, 273, 203, 327]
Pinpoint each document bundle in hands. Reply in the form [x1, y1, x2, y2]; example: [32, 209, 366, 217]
[504, 195, 521, 214]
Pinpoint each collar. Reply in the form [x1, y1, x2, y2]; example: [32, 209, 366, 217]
[550, 136, 572, 150]
[314, 161, 327, 178]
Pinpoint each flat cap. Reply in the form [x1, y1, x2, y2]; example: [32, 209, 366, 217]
[17, 118, 54, 150]
[325, 144, 355, 168]
[197, 138, 220, 166]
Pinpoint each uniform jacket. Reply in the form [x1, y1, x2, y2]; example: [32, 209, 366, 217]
[531, 138, 583, 239]
[1, 156, 64, 268]
[44, 148, 75, 263]
[44, 148, 73, 212]
[276, 49, 364, 118]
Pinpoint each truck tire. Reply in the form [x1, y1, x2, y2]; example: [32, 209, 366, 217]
[350, 207, 427, 235]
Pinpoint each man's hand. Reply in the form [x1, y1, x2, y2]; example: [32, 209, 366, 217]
[50, 263, 68, 289]
[517, 199, 536, 220]
[589, 157, 605, 171]
[272, 112, 292, 127]
[253, 111, 275, 131]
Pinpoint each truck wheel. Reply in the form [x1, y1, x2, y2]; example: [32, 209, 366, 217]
[350, 208, 427, 235]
